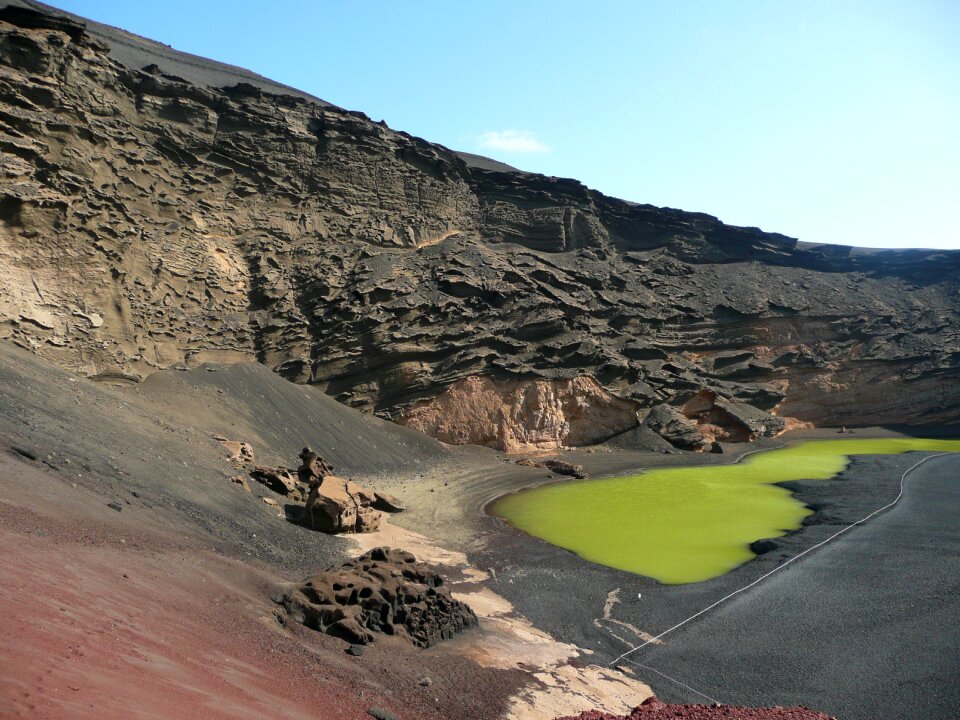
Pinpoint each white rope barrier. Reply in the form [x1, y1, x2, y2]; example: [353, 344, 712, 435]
[609, 451, 951, 669]
[619, 658, 721, 705]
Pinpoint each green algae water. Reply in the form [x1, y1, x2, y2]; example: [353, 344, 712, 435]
[490, 438, 960, 585]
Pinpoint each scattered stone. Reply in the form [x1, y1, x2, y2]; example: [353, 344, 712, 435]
[262, 497, 278, 507]
[542, 459, 587, 479]
[372, 492, 406, 513]
[276, 547, 478, 648]
[368, 708, 399, 720]
[11, 446, 38, 461]
[346, 644, 365, 657]
[750, 539, 779, 555]
[107, 502, 123, 512]
[417, 676, 432, 687]
[297, 446, 334, 486]
[217, 438, 255, 465]
[514, 457, 587, 478]
[229, 474, 251, 492]
[249, 466, 304, 500]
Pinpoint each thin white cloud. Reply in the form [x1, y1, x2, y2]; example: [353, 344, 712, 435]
[477, 129, 551, 153]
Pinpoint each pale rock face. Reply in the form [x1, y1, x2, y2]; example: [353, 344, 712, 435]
[399, 375, 639, 452]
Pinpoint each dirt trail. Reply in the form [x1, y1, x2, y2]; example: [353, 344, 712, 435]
[352, 519, 652, 719]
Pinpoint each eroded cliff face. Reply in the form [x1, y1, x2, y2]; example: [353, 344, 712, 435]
[0, 6, 957, 450]
[399, 375, 639, 452]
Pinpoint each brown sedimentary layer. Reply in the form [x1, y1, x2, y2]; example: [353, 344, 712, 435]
[399, 375, 639, 452]
[0, 5, 957, 448]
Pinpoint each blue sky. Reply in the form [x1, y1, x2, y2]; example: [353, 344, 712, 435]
[55, 1, 959, 249]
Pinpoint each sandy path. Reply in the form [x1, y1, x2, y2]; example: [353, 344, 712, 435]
[351, 519, 653, 719]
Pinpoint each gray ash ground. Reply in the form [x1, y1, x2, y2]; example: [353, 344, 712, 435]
[473, 444, 960, 720]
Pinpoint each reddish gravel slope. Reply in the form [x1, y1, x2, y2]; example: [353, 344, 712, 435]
[0, 453, 524, 720]
[557, 696, 835, 720]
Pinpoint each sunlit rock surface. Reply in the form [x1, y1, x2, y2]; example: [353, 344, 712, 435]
[0, 4, 957, 451]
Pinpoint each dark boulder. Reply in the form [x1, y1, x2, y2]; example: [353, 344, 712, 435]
[642, 404, 709, 451]
[276, 547, 478, 648]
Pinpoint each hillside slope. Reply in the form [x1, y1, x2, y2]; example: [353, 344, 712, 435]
[0, 5, 957, 450]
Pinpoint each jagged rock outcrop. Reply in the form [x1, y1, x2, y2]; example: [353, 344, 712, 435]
[679, 389, 800, 444]
[245, 447, 402, 531]
[642, 404, 710, 451]
[399, 375, 639, 452]
[250, 465, 304, 499]
[0, 5, 957, 452]
[275, 547, 478, 647]
[302, 475, 383, 533]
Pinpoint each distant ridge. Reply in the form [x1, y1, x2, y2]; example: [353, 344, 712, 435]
[1, 0, 518, 171]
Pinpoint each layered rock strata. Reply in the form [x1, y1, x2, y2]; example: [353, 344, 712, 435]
[399, 375, 639, 452]
[0, 6, 957, 451]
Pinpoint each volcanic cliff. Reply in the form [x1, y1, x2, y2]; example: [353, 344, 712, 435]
[1, 2, 958, 451]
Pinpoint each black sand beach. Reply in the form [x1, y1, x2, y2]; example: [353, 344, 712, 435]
[3, 339, 957, 718]
[633, 452, 960, 720]
[466, 448, 960, 720]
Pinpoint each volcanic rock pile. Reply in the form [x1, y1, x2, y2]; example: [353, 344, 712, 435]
[275, 547, 478, 647]
[224, 442, 403, 532]
[556, 696, 836, 720]
[0, 4, 958, 452]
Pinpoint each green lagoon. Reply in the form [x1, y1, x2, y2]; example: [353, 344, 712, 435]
[490, 438, 960, 585]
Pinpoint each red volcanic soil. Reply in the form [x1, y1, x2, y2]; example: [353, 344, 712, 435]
[556, 697, 836, 720]
[0, 455, 522, 720]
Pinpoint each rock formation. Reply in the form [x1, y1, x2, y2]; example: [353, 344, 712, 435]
[250, 465, 304, 499]
[215, 436, 255, 465]
[516, 457, 588, 478]
[302, 475, 383, 533]
[642, 404, 711, 451]
[275, 547, 478, 647]
[555, 696, 836, 720]
[0, 5, 957, 451]
[400, 375, 639, 452]
[242, 447, 402, 531]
